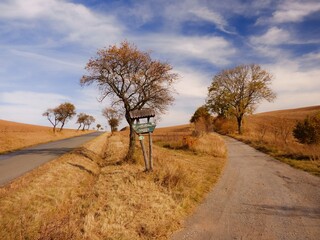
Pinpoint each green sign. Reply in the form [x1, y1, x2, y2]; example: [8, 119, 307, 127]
[133, 122, 156, 134]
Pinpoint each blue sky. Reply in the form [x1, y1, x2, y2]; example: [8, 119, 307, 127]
[0, 0, 319, 130]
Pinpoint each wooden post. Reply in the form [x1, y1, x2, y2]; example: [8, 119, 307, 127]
[148, 132, 153, 171]
[139, 135, 149, 171]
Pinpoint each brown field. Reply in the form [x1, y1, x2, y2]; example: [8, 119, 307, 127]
[231, 105, 320, 176]
[0, 119, 93, 154]
[0, 124, 226, 239]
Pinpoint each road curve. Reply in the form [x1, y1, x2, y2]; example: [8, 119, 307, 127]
[0, 132, 103, 186]
[171, 136, 320, 240]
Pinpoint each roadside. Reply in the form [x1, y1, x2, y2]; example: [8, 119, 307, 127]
[0, 119, 94, 154]
[0, 130, 226, 239]
[171, 136, 320, 240]
[0, 132, 103, 186]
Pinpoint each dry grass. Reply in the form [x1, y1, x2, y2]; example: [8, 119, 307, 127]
[0, 132, 108, 240]
[228, 106, 320, 176]
[0, 119, 93, 154]
[0, 124, 226, 239]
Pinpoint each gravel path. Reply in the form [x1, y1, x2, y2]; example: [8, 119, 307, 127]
[0, 132, 103, 186]
[171, 136, 320, 240]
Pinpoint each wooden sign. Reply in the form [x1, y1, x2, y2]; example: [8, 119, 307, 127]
[132, 122, 156, 134]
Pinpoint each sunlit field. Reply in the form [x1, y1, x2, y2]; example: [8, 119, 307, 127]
[0, 119, 93, 154]
[0, 124, 226, 239]
[231, 106, 320, 176]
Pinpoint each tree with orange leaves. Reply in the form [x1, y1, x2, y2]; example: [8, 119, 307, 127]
[81, 41, 178, 161]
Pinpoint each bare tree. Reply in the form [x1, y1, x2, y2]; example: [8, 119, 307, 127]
[42, 108, 59, 133]
[206, 64, 276, 134]
[81, 41, 178, 161]
[102, 107, 122, 133]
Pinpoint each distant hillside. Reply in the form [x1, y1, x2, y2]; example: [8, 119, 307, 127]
[0, 119, 92, 154]
[0, 119, 51, 132]
[254, 105, 320, 120]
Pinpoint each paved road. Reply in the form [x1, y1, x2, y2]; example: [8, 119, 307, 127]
[0, 132, 103, 186]
[171, 136, 320, 240]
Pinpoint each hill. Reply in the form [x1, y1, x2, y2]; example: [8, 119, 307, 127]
[0, 119, 92, 154]
[234, 105, 320, 176]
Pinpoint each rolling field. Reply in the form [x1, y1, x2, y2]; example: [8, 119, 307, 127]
[0, 124, 226, 239]
[0, 119, 93, 154]
[233, 105, 320, 175]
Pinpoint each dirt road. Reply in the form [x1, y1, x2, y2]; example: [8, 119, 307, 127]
[171, 136, 320, 240]
[0, 132, 103, 186]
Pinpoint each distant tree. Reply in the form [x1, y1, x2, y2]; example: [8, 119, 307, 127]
[293, 113, 320, 144]
[76, 113, 87, 131]
[96, 124, 101, 131]
[206, 64, 276, 134]
[190, 106, 212, 134]
[43, 102, 76, 132]
[42, 108, 59, 133]
[102, 107, 122, 133]
[84, 115, 95, 130]
[55, 102, 76, 131]
[81, 41, 178, 161]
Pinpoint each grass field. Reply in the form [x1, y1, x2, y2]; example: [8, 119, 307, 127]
[230, 105, 320, 176]
[0, 124, 226, 239]
[0, 119, 93, 154]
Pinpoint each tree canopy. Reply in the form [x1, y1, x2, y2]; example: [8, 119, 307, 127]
[206, 64, 276, 134]
[102, 107, 122, 133]
[81, 41, 178, 160]
[43, 102, 76, 132]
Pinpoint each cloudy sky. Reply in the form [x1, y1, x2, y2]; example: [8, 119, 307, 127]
[0, 0, 319, 130]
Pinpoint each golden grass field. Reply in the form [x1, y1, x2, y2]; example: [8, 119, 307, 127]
[231, 105, 320, 176]
[0, 119, 93, 154]
[0, 124, 226, 239]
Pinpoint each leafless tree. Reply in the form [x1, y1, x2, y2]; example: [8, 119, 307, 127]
[81, 41, 178, 161]
[42, 108, 59, 133]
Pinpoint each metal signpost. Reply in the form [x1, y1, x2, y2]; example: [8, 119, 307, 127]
[130, 109, 156, 171]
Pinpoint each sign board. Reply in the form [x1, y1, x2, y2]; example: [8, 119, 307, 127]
[133, 122, 156, 134]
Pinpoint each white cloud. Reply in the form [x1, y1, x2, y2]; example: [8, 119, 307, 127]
[139, 34, 236, 66]
[189, 7, 234, 34]
[174, 68, 210, 98]
[272, 1, 320, 23]
[250, 27, 290, 46]
[0, 91, 70, 125]
[0, 0, 123, 47]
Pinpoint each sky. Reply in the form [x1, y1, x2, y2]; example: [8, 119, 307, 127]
[0, 0, 319, 130]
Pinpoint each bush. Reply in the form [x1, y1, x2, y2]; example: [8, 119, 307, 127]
[293, 113, 320, 144]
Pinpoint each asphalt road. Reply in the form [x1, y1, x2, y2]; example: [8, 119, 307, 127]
[171, 136, 320, 240]
[0, 132, 103, 186]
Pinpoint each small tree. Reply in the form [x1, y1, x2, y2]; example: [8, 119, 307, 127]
[293, 113, 320, 144]
[190, 106, 212, 135]
[96, 124, 101, 131]
[81, 41, 178, 161]
[76, 113, 87, 131]
[84, 115, 95, 130]
[55, 102, 76, 131]
[206, 64, 276, 134]
[102, 107, 122, 133]
[42, 108, 59, 133]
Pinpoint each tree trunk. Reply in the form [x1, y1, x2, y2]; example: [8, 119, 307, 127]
[237, 116, 243, 134]
[77, 124, 82, 131]
[125, 123, 136, 162]
[59, 121, 65, 132]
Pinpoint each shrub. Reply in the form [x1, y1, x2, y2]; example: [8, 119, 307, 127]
[293, 113, 320, 144]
